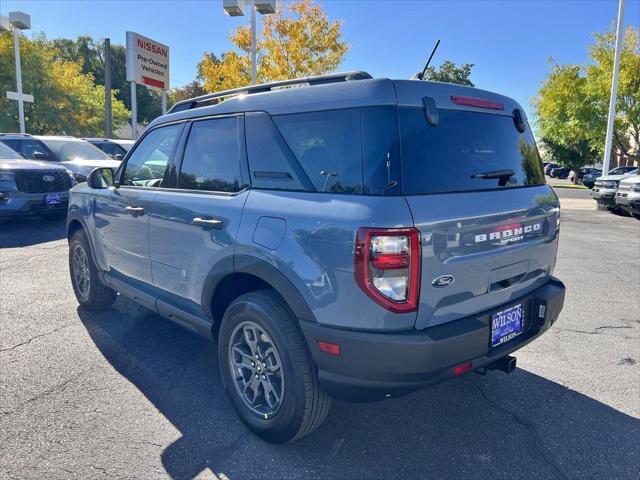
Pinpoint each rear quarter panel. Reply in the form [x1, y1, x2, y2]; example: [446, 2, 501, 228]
[237, 190, 417, 331]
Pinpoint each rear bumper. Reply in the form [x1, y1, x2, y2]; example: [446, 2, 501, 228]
[0, 191, 69, 217]
[300, 277, 565, 401]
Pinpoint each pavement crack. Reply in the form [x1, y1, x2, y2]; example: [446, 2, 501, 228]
[0, 323, 76, 353]
[465, 379, 569, 480]
[0, 367, 91, 419]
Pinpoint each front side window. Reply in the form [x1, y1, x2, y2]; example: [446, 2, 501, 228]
[274, 109, 362, 194]
[21, 140, 54, 161]
[178, 117, 243, 193]
[121, 124, 182, 187]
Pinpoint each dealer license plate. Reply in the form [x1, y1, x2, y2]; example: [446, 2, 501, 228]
[45, 193, 61, 205]
[491, 303, 524, 347]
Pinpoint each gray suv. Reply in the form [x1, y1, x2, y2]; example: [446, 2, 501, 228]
[0, 142, 75, 218]
[67, 72, 566, 443]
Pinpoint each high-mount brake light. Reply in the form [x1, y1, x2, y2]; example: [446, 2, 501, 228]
[450, 95, 504, 111]
[354, 228, 421, 313]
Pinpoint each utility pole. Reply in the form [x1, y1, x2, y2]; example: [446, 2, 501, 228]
[602, 0, 625, 174]
[104, 38, 112, 138]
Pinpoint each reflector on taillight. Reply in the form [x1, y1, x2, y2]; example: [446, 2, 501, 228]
[355, 228, 420, 313]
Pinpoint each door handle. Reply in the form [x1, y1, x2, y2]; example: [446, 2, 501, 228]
[192, 217, 223, 229]
[125, 206, 145, 215]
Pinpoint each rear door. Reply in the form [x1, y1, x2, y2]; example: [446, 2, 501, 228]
[397, 97, 560, 330]
[148, 115, 249, 315]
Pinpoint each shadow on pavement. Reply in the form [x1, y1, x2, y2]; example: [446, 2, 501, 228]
[78, 300, 640, 480]
[0, 216, 66, 248]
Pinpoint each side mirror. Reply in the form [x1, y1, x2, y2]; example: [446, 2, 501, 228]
[87, 167, 115, 189]
[113, 153, 124, 161]
[32, 151, 48, 160]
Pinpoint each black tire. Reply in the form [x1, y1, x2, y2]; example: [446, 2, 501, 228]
[69, 229, 116, 310]
[218, 289, 331, 443]
[632, 213, 640, 221]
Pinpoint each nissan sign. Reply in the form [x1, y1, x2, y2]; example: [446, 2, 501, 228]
[126, 31, 170, 90]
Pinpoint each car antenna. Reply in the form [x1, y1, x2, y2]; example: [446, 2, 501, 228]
[414, 39, 441, 80]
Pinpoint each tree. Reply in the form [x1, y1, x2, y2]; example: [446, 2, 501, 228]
[53, 36, 163, 123]
[422, 60, 475, 86]
[0, 32, 129, 135]
[534, 26, 640, 175]
[199, 0, 349, 92]
[169, 80, 206, 105]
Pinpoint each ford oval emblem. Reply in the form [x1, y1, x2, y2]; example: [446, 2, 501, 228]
[432, 274, 455, 288]
[42, 175, 55, 182]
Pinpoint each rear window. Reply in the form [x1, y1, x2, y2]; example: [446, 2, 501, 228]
[400, 108, 545, 194]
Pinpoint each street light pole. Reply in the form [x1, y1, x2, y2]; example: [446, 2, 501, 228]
[223, 1, 275, 86]
[250, 0, 257, 85]
[602, 0, 625, 174]
[5, 11, 33, 134]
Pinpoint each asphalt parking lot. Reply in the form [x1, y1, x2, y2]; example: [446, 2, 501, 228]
[1, 188, 638, 480]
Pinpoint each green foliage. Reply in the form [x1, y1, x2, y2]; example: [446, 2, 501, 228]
[53, 36, 163, 123]
[0, 32, 129, 135]
[534, 26, 640, 170]
[422, 60, 475, 86]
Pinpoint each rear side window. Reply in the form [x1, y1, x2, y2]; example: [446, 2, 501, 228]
[274, 109, 362, 194]
[178, 117, 244, 193]
[400, 108, 545, 194]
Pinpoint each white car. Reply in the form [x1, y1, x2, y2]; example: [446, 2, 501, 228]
[592, 168, 638, 212]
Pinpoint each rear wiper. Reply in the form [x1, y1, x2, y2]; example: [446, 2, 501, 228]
[471, 169, 515, 179]
[471, 169, 515, 186]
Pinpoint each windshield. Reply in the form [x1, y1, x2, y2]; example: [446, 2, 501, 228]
[400, 108, 545, 194]
[40, 139, 111, 161]
[610, 166, 636, 175]
[0, 142, 24, 159]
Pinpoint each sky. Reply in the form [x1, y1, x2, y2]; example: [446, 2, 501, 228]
[1, 0, 639, 120]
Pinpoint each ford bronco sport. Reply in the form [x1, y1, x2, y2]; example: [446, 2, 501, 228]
[67, 72, 565, 443]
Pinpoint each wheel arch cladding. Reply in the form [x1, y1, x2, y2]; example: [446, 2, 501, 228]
[203, 255, 318, 338]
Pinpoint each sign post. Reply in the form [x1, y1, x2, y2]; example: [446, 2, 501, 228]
[125, 31, 170, 139]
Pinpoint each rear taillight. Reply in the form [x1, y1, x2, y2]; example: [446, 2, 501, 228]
[355, 228, 421, 313]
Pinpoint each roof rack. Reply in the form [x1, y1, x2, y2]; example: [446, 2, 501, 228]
[167, 71, 373, 114]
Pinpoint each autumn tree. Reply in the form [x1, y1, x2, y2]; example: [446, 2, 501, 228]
[199, 0, 349, 92]
[0, 32, 129, 135]
[422, 60, 475, 86]
[534, 26, 639, 173]
[53, 36, 163, 123]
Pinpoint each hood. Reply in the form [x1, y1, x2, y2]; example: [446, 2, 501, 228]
[595, 173, 635, 182]
[619, 174, 640, 186]
[0, 159, 69, 171]
[60, 158, 120, 175]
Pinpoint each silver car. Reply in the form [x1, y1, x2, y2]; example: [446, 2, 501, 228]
[615, 173, 640, 219]
[0, 142, 76, 218]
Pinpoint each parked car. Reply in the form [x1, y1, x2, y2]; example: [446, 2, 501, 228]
[549, 166, 570, 179]
[83, 138, 134, 160]
[0, 141, 76, 218]
[582, 169, 602, 188]
[67, 72, 565, 443]
[544, 163, 558, 175]
[615, 173, 640, 220]
[575, 167, 599, 185]
[592, 168, 638, 212]
[0, 134, 120, 183]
